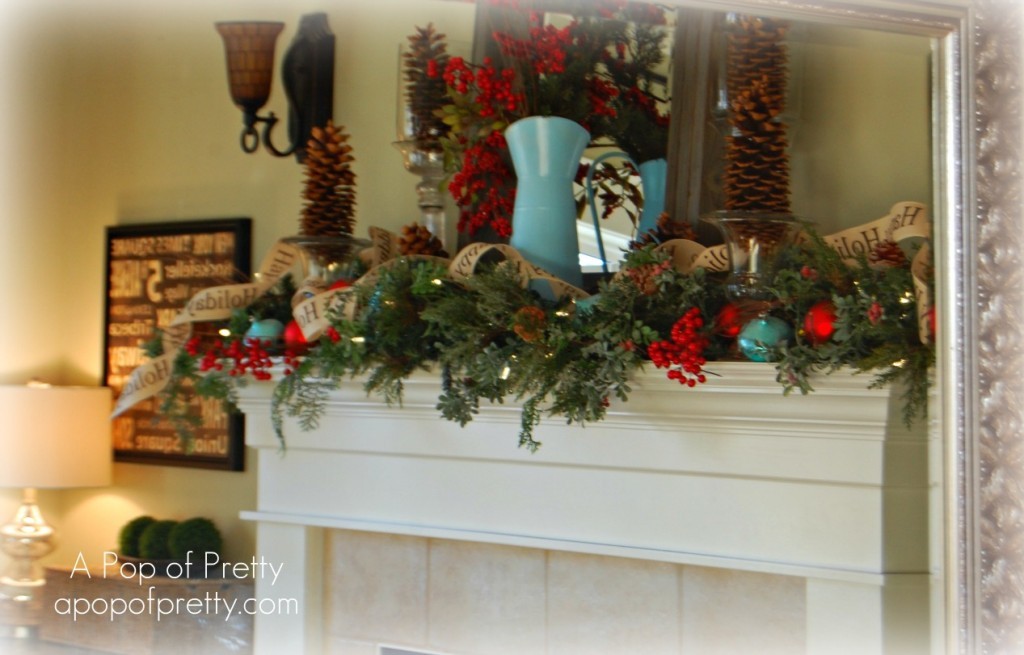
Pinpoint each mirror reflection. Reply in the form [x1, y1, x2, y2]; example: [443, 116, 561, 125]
[420, 1, 931, 271]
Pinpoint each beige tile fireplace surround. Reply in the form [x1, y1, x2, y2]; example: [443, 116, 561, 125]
[236, 362, 935, 655]
[321, 530, 808, 654]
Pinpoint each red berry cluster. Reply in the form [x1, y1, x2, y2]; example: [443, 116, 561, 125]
[187, 336, 276, 381]
[587, 77, 620, 120]
[441, 57, 523, 118]
[431, 54, 520, 237]
[494, 20, 572, 77]
[647, 307, 711, 387]
[618, 85, 668, 127]
[495, 18, 618, 123]
[446, 130, 516, 237]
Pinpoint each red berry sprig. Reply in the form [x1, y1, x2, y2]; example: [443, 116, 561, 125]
[194, 337, 276, 381]
[648, 307, 711, 387]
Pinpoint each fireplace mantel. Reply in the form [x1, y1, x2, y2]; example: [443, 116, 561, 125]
[236, 362, 933, 654]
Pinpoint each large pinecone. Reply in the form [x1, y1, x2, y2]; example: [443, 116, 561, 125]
[300, 121, 356, 237]
[723, 76, 791, 213]
[723, 16, 791, 214]
[402, 24, 450, 148]
[725, 16, 788, 109]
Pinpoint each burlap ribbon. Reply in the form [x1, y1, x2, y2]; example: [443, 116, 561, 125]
[111, 241, 301, 417]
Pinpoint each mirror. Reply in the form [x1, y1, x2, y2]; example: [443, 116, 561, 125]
[440, 0, 1009, 651]
[466, 1, 932, 269]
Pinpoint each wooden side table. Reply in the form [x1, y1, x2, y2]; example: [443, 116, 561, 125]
[38, 567, 254, 655]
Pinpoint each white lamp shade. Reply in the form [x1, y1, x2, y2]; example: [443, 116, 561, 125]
[0, 385, 112, 489]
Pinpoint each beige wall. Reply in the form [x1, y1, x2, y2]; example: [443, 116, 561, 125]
[0, 0, 931, 574]
[0, 0, 477, 570]
[788, 23, 932, 233]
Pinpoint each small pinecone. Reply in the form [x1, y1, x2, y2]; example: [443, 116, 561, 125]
[403, 24, 450, 148]
[869, 240, 909, 267]
[512, 306, 546, 342]
[632, 212, 697, 248]
[399, 223, 448, 258]
[624, 259, 671, 296]
[300, 121, 357, 237]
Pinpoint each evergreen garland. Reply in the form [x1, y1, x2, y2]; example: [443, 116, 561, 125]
[152, 228, 934, 451]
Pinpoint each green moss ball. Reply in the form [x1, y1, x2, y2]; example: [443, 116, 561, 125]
[137, 520, 178, 560]
[167, 517, 223, 561]
[117, 515, 156, 558]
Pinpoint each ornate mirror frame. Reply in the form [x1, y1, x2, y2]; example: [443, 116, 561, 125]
[666, 0, 1019, 652]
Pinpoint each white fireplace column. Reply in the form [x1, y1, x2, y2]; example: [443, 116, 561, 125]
[236, 362, 934, 654]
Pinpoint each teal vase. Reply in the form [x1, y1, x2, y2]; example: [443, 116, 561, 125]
[506, 116, 590, 288]
[584, 153, 668, 273]
[637, 158, 667, 237]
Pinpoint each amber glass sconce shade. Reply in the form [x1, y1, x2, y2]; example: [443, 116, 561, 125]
[216, 21, 284, 117]
[215, 13, 335, 162]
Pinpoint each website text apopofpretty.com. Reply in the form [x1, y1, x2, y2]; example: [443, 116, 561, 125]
[53, 551, 298, 622]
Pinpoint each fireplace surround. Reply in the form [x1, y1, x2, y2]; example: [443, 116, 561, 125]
[236, 362, 934, 654]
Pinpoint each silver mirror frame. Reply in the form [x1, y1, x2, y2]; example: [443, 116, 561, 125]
[665, 0, 1018, 652]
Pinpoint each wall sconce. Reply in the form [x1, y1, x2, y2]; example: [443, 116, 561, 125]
[215, 13, 335, 162]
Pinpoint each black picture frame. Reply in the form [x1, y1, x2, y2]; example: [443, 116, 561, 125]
[103, 218, 252, 470]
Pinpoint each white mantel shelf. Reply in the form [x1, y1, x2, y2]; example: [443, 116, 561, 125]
[237, 362, 928, 584]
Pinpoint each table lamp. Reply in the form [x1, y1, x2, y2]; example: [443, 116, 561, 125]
[0, 384, 111, 606]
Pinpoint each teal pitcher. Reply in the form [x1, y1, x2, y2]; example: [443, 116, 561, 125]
[585, 152, 668, 272]
[506, 116, 591, 288]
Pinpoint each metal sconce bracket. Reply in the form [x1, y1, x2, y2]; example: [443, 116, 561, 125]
[216, 12, 335, 162]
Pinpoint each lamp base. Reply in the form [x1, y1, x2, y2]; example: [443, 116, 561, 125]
[0, 488, 54, 592]
[0, 591, 39, 640]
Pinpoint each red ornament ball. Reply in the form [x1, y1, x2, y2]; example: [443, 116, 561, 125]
[283, 319, 308, 352]
[714, 303, 743, 339]
[803, 300, 837, 346]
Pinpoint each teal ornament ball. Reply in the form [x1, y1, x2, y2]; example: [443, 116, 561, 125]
[737, 316, 793, 362]
[574, 294, 600, 316]
[245, 318, 284, 346]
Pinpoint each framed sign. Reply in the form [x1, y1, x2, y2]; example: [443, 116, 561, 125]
[103, 218, 252, 470]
